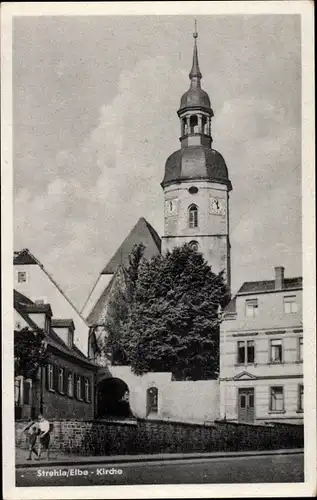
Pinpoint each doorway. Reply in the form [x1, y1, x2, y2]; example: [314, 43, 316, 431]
[238, 388, 255, 423]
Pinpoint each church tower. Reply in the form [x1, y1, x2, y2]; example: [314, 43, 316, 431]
[161, 25, 232, 288]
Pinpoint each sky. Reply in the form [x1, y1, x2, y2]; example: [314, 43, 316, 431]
[13, 14, 302, 310]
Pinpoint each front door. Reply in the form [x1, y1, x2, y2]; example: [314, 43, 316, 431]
[238, 388, 255, 423]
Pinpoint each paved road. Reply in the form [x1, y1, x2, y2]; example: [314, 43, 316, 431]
[16, 453, 303, 486]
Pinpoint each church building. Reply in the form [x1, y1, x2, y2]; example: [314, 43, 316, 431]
[83, 26, 232, 338]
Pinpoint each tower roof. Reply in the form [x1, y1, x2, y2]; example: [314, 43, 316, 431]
[179, 23, 211, 112]
[162, 146, 232, 190]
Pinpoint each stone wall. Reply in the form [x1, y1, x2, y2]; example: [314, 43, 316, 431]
[15, 418, 304, 457]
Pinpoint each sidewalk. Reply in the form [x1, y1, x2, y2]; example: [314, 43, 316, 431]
[16, 447, 304, 468]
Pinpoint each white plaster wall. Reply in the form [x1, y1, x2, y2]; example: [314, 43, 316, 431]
[160, 380, 220, 423]
[109, 366, 220, 423]
[220, 378, 303, 424]
[220, 327, 303, 380]
[230, 290, 303, 332]
[14, 263, 89, 355]
[82, 274, 113, 320]
[162, 180, 230, 281]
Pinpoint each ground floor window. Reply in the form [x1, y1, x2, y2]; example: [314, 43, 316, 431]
[270, 386, 284, 412]
[14, 377, 21, 405]
[67, 372, 74, 397]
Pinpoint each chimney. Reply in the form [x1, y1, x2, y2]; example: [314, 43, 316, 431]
[275, 266, 285, 289]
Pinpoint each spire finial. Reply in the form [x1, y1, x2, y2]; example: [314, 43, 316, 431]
[189, 19, 202, 82]
[193, 19, 198, 39]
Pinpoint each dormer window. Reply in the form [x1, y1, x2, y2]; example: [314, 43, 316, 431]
[188, 204, 198, 228]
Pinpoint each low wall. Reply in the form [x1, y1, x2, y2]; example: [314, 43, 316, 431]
[15, 418, 304, 456]
[102, 366, 220, 423]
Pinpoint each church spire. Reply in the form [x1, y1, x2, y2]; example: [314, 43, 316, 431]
[189, 20, 202, 83]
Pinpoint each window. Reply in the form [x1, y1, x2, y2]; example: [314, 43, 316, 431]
[189, 240, 199, 252]
[58, 367, 65, 393]
[190, 114, 198, 133]
[84, 378, 90, 402]
[47, 364, 54, 390]
[188, 205, 198, 228]
[23, 379, 32, 405]
[298, 337, 303, 362]
[67, 373, 74, 397]
[14, 378, 21, 405]
[147, 387, 158, 414]
[270, 339, 283, 363]
[237, 340, 255, 364]
[298, 384, 304, 411]
[245, 299, 258, 317]
[284, 296, 298, 314]
[76, 376, 82, 400]
[270, 386, 284, 412]
[17, 271, 27, 283]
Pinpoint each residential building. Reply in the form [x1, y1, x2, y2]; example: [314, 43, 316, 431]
[14, 290, 97, 421]
[14, 248, 96, 357]
[219, 266, 303, 424]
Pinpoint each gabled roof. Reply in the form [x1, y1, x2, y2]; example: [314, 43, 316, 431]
[14, 289, 34, 306]
[51, 319, 75, 330]
[101, 218, 161, 274]
[14, 249, 38, 265]
[13, 248, 88, 325]
[14, 290, 95, 367]
[87, 265, 126, 325]
[224, 296, 236, 314]
[237, 277, 302, 295]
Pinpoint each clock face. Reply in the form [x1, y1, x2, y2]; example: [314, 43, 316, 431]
[165, 199, 178, 216]
[210, 197, 226, 216]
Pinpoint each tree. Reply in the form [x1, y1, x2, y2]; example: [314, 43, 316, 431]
[103, 243, 145, 364]
[117, 244, 231, 380]
[14, 327, 48, 380]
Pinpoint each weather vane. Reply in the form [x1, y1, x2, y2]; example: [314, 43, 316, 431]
[193, 19, 198, 39]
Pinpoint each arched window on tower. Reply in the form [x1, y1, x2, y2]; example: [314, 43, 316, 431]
[202, 116, 208, 134]
[188, 204, 198, 228]
[190, 115, 198, 133]
[182, 118, 187, 136]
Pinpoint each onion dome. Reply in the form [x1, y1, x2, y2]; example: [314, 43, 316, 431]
[179, 25, 212, 112]
[162, 146, 232, 190]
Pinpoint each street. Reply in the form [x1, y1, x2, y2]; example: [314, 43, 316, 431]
[16, 453, 304, 486]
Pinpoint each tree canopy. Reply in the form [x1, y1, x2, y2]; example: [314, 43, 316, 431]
[104, 243, 230, 380]
[14, 327, 48, 380]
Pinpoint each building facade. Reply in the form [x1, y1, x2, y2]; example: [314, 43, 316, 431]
[219, 266, 303, 424]
[161, 29, 232, 288]
[14, 249, 93, 356]
[14, 290, 96, 421]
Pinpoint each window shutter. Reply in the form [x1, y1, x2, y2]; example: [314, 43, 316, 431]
[53, 364, 59, 391]
[45, 365, 50, 390]
[88, 378, 92, 403]
[81, 376, 85, 400]
[63, 369, 68, 394]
